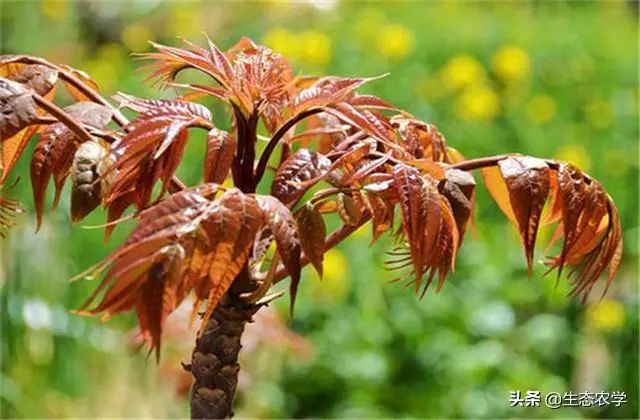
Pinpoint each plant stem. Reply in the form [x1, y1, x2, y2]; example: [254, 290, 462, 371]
[32, 94, 92, 141]
[18, 56, 131, 129]
[58, 72, 130, 128]
[448, 154, 559, 171]
[254, 108, 323, 184]
[231, 107, 259, 193]
[190, 221, 367, 417]
[189, 294, 260, 419]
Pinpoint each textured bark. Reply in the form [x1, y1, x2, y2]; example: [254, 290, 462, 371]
[189, 298, 260, 419]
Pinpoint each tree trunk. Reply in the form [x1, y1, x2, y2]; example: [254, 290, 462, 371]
[188, 295, 260, 419]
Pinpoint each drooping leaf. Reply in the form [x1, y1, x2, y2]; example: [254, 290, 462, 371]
[543, 163, 623, 301]
[134, 243, 186, 360]
[77, 185, 224, 354]
[391, 164, 430, 281]
[481, 164, 517, 224]
[106, 94, 212, 210]
[392, 116, 448, 162]
[8, 64, 58, 96]
[430, 195, 460, 292]
[498, 156, 550, 273]
[438, 168, 475, 244]
[387, 164, 460, 295]
[0, 77, 39, 141]
[197, 189, 265, 329]
[2, 124, 39, 185]
[257, 195, 301, 314]
[203, 128, 235, 183]
[271, 149, 331, 205]
[361, 191, 394, 244]
[481, 156, 623, 302]
[30, 102, 112, 228]
[296, 203, 326, 278]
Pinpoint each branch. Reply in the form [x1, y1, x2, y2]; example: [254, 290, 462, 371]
[17, 56, 130, 129]
[21, 57, 192, 197]
[254, 108, 324, 184]
[32, 94, 93, 142]
[58, 72, 130, 128]
[448, 154, 559, 172]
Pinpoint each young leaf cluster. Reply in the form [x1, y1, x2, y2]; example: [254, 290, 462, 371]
[0, 37, 623, 356]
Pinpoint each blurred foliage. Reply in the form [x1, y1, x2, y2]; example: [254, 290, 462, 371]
[0, 0, 638, 418]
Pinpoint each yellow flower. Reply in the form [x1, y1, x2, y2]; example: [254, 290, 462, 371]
[440, 55, 486, 91]
[262, 27, 301, 60]
[264, 0, 292, 9]
[585, 299, 625, 332]
[555, 143, 591, 172]
[121, 22, 153, 52]
[41, 0, 68, 19]
[585, 100, 614, 129]
[377, 24, 415, 60]
[299, 30, 332, 66]
[492, 46, 531, 83]
[264, 28, 331, 67]
[455, 85, 500, 121]
[526, 94, 557, 125]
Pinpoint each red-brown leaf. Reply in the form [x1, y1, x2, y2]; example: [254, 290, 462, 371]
[0, 77, 39, 142]
[480, 156, 623, 302]
[361, 191, 394, 244]
[392, 164, 430, 280]
[30, 102, 112, 228]
[107, 95, 211, 209]
[296, 203, 326, 278]
[542, 163, 623, 301]
[257, 195, 302, 314]
[498, 156, 550, 272]
[481, 165, 517, 224]
[271, 149, 331, 205]
[197, 189, 265, 329]
[8, 64, 58, 96]
[140, 40, 231, 89]
[203, 128, 235, 183]
[438, 168, 475, 244]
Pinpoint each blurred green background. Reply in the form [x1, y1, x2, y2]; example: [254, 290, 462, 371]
[1, 0, 638, 418]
